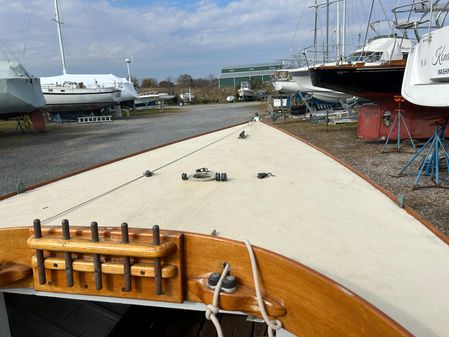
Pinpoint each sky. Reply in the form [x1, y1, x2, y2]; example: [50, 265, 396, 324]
[0, 0, 399, 82]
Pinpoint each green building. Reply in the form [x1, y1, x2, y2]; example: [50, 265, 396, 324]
[218, 62, 283, 88]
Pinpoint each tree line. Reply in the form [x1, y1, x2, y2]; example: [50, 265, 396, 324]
[135, 74, 218, 89]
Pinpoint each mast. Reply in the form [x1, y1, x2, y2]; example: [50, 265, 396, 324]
[336, 0, 340, 60]
[325, 0, 329, 62]
[313, 0, 318, 65]
[53, 0, 67, 74]
[342, 0, 346, 57]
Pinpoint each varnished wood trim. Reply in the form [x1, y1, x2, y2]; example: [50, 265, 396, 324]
[0, 121, 248, 202]
[32, 256, 177, 278]
[0, 263, 32, 287]
[187, 277, 286, 317]
[27, 237, 177, 258]
[183, 232, 412, 337]
[265, 121, 449, 246]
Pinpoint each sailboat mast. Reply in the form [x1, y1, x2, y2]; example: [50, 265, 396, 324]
[54, 0, 67, 74]
[336, 0, 340, 60]
[313, 0, 318, 65]
[325, 0, 329, 62]
[342, 0, 346, 57]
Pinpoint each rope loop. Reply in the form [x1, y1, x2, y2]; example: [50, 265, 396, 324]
[205, 304, 219, 320]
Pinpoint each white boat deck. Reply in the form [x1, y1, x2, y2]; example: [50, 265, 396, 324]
[0, 121, 448, 337]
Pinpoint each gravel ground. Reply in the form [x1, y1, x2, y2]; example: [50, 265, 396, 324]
[273, 118, 449, 237]
[0, 103, 258, 195]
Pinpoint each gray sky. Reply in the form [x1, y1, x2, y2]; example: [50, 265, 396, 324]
[0, 0, 398, 81]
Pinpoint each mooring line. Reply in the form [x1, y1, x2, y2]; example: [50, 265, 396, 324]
[41, 124, 247, 224]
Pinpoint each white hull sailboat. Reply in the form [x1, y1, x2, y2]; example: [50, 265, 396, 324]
[41, 83, 121, 112]
[0, 61, 46, 118]
[41, 0, 137, 113]
[41, 74, 137, 106]
[402, 25, 449, 106]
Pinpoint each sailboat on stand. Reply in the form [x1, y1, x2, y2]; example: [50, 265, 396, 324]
[41, 0, 135, 114]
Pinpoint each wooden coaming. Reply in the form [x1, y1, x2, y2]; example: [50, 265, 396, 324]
[0, 226, 411, 337]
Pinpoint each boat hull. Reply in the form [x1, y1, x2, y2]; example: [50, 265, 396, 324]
[402, 25, 449, 107]
[42, 88, 121, 112]
[237, 89, 254, 100]
[41, 74, 138, 104]
[0, 78, 46, 118]
[310, 63, 406, 103]
[273, 80, 300, 94]
[290, 68, 352, 103]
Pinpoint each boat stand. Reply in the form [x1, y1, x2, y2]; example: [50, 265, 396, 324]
[382, 96, 416, 153]
[397, 117, 449, 189]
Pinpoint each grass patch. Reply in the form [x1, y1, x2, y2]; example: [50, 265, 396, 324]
[0, 120, 22, 133]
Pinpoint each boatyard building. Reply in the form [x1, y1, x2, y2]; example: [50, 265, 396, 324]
[218, 62, 283, 88]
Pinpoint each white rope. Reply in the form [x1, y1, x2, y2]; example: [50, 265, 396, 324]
[205, 263, 231, 337]
[244, 239, 283, 337]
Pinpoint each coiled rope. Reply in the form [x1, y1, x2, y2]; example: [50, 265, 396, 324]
[205, 240, 283, 337]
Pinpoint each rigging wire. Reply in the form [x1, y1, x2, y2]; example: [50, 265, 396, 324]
[378, 0, 394, 33]
[0, 35, 20, 63]
[81, 0, 111, 73]
[0, 40, 10, 62]
[41, 124, 247, 224]
[286, 1, 309, 61]
[22, 0, 33, 64]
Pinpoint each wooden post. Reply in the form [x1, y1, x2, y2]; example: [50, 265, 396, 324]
[121, 223, 131, 292]
[62, 219, 74, 287]
[153, 225, 162, 295]
[33, 219, 46, 285]
[91, 222, 102, 290]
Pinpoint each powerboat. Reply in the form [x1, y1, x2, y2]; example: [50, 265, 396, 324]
[237, 81, 255, 101]
[135, 92, 175, 107]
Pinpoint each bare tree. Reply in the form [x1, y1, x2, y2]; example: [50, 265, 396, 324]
[140, 77, 158, 88]
[176, 74, 193, 87]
